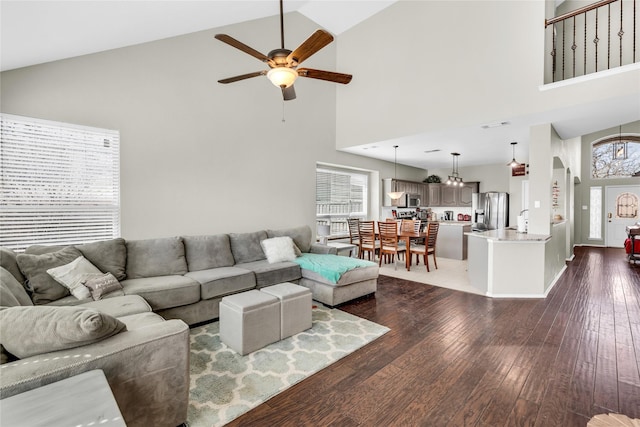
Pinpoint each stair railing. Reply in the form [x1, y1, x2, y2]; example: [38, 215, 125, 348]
[545, 0, 637, 82]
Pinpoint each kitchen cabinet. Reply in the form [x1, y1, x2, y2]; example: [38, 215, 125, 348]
[428, 184, 441, 206]
[431, 182, 479, 207]
[437, 222, 471, 259]
[383, 179, 428, 206]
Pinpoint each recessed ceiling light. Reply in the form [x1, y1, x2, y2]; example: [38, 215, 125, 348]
[481, 121, 509, 129]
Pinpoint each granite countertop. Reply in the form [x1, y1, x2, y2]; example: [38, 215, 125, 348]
[465, 228, 550, 242]
[438, 221, 472, 226]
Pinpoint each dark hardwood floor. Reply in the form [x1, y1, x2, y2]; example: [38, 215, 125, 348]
[228, 247, 640, 426]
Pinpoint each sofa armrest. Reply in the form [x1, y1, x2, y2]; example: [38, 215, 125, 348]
[0, 318, 189, 427]
[309, 243, 338, 255]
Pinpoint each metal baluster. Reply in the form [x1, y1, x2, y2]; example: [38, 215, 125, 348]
[552, 23, 557, 82]
[562, 20, 566, 80]
[607, 3, 611, 69]
[572, 16, 577, 77]
[595, 8, 599, 72]
[584, 12, 587, 76]
[619, 0, 624, 66]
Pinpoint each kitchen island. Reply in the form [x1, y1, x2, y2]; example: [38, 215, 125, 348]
[437, 221, 472, 260]
[466, 226, 564, 298]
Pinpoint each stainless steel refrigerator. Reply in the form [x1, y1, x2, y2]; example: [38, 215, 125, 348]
[472, 192, 509, 230]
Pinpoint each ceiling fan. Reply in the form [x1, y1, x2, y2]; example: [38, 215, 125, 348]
[214, 0, 352, 101]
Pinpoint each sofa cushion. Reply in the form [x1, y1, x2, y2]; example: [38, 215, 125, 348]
[183, 234, 235, 271]
[185, 267, 255, 300]
[116, 311, 167, 330]
[0, 247, 25, 284]
[125, 237, 188, 279]
[16, 247, 83, 305]
[267, 226, 312, 253]
[0, 267, 33, 307]
[46, 256, 102, 300]
[78, 295, 152, 318]
[120, 275, 200, 310]
[0, 305, 126, 359]
[23, 245, 66, 255]
[229, 230, 268, 264]
[76, 238, 127, 281]
[235, 260, 301, 288]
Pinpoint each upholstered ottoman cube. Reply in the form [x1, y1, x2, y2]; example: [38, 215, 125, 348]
[219, 290, 280, 355]
[260, 282, 312, 339]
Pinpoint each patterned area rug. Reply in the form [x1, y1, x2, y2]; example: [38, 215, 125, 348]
[588, 414, 640, 426]
[187, 304, 389, 427]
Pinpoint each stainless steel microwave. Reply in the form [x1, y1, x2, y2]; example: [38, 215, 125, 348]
[398, 194, 421, 208]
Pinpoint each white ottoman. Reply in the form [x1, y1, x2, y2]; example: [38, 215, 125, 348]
[261, 282, 312, 339]
[219, 290, 280, 355]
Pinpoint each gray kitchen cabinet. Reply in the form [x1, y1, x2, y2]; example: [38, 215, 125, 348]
[441, 185, 457, 206]
[435, 182, 479, 207]
[428, 184, 441, 206]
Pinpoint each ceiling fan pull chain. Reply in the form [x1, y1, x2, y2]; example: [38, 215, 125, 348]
[282, 101, 286, 123]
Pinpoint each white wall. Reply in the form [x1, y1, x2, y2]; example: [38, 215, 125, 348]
[0, 12, 424, 240]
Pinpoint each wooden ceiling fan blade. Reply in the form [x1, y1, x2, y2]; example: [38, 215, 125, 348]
[282, 85, 296, 101]
[297, 68, 352, 84]
[218, 71, 266, 84]
[286, 30, 333, 66]
[215, 34, 272, 64]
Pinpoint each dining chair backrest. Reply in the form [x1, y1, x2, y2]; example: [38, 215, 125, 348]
[358, 221, 376, 246]
[427, 222, 440, 247]
[347, 218, 360, 244]
[378, 221, 399, 247]
[401, 219, 420, 234]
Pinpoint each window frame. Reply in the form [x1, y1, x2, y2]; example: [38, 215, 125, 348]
[0, 114, 121, 252]
[591, 134, 640, 179]
[316, 165, 369, 238]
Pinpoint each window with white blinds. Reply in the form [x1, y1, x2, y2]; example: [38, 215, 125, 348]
[0, 114, 120, 252]
[316, 167, 368, 237]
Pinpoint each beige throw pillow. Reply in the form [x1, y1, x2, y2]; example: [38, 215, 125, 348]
[0, 306, 126, 359]
[47, 256, 103, 300]
[83, 273, 123, 300]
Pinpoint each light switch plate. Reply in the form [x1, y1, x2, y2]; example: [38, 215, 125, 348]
[582, 205, 588, 210]
[534, 200, 541, 208]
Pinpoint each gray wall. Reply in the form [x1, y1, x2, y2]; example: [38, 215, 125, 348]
[0, 12, 423, 240]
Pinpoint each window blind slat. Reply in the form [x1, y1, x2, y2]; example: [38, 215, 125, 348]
[0, 114, 120, 252]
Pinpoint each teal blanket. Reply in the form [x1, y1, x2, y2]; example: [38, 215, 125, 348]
[294, 253, 376, 284]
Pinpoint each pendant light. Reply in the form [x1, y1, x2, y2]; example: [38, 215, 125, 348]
[445, 153, 463, 186]
[507, 141, 521, 167]
[387, 145, 405, 199]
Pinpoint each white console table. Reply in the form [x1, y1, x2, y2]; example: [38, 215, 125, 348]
[0, 369, 126, 426]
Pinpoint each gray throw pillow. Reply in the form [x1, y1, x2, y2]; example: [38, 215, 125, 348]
[83, 273, 123, 300]
[0, 247, 25, 284]
[0, 305, 126, 359]
[0, 267, 33, 306]
[16, 247, 83, 305]
[76, 238, 127, 281]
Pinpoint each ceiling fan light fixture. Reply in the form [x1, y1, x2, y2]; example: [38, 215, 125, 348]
[267, 67, 298, 88]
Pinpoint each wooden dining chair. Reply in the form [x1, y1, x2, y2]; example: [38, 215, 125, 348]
[401, 219, 424, 264]
[357, 220, 379, 261]
[347, 218, 360, 246]
[377, 221, 406, 269]
[408, 222, 440, 272]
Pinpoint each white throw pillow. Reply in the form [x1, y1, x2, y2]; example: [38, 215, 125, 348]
[47, 256, 103, 300]
[261, 236, 298, 264]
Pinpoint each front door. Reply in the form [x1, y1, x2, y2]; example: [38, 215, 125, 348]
[605, 185, 640, 247]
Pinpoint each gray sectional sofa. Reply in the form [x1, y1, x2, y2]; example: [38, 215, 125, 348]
[0, 225, 378, 427]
